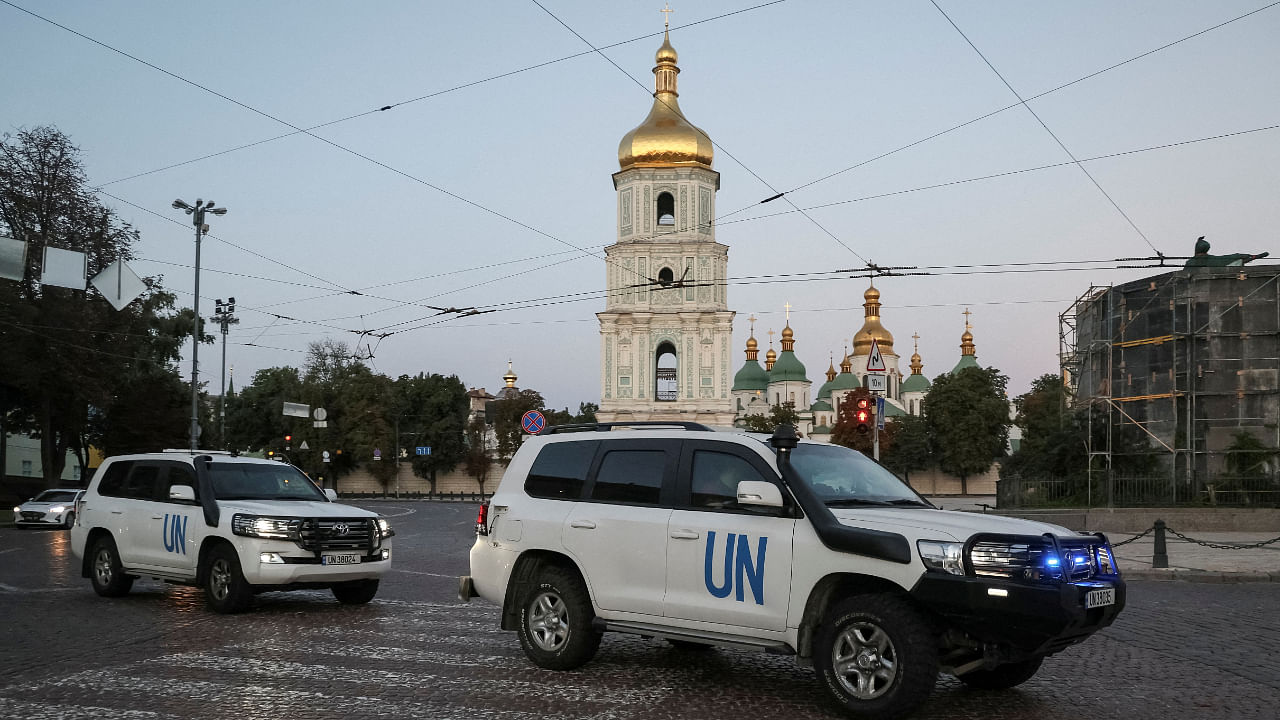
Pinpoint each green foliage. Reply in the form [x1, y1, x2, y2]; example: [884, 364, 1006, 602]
[491, 389, 546, 459]
[830, 391, 874, 451]
[881, 415, 932, 482]
[740, 402, 800, 433]
[464, 415, 494, 494]
[923, 366, 1010, 493]
[1002, 374, 1086, 481]
[0, 127, 191, 484]
[1224, 431, 1275, 478]
[399, 372, 469, 492]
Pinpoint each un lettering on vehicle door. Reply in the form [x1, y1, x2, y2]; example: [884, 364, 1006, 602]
[664, 509, 796, 630]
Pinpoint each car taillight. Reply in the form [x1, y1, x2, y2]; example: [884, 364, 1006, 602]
[475, 500, 490, 536]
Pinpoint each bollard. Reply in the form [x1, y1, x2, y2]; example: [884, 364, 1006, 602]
[1152, 519, 1169, 569]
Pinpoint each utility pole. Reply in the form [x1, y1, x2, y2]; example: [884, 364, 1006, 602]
[212, 297, 239, 449]
[172, 199, 228, 451]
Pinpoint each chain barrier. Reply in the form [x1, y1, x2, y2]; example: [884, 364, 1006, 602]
[1164, 527, 1280, 550]
[1110, 527, 1154, 547]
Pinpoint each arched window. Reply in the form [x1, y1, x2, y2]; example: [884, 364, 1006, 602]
[656, 343, 678, 401]
[657, 267, 675, 286]
[656, 192, 675, 226]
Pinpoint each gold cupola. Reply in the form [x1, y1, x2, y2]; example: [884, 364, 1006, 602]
[910, 333, 924, 374]
[826, 356, 838, 382]
[852, 284, 895, 356]
[765, 332, 777, 371]
[617, 29, 714, 170]
[502, 360, 518, 389]
[745, 331, 759, 361]
[840, 345, 853, 374]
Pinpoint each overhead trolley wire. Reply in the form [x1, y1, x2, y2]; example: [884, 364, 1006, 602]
[929, 0, 1157, 253]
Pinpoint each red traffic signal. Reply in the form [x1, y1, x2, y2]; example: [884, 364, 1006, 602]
[855, 409, 871, 434]
[284, 434, 293, 450]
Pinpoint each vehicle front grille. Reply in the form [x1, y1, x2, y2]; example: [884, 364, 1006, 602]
[21, 512, 46, 521]
[295, 518, 376, 552]
[968, 537, 1116, 584]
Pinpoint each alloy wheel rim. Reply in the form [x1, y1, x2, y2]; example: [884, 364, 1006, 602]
[528, 591, 569, 651]
[94, 548, 113, 585]
[209, 559, 230, 600]
[832, 621, 898, 700]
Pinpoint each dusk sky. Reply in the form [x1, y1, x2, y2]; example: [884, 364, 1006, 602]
[4, 1, 1277, 411]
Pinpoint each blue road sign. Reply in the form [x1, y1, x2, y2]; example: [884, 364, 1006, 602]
[521, 410, 547, 435]
[415, 446, 431, 456]
[875, 396, 886, 430]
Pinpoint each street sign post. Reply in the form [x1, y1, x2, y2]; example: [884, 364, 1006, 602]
[866, 339, 886, 372]
[415, 446, 432, 456]
[876, 396, 886, 430]
[866, 373, 886, 392]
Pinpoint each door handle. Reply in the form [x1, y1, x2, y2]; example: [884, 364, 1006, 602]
[670, 529, 700, 540]
[152, 515, 163, 520]
[569, 520, 597, 530]
[110, 511, 123, 515]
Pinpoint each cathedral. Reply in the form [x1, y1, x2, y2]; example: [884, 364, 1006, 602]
[595, 25, 983, 434]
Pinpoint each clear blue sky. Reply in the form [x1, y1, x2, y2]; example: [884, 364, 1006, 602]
[4, 1, 1278, 410]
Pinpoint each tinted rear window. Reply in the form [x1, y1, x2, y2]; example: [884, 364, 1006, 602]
[590, 449, 665, 505]
[525, 441, 598, 500]
[96, 461, 134, 497]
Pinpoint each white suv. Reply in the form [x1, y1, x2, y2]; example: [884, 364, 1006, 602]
[70, 451, 394, 613]
[461, 423, 1124, 720]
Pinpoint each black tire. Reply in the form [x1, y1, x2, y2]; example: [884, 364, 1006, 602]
[668, 639, 714, 651]
[89, 536, 133, 598]
[957, 657, 1044, 690]
[814, 595, 938, 720]
[63, 512, 76, 529]
[516, 565, 601, 670]
[332, 579, 379, 605]
[204, 544, 253, 613]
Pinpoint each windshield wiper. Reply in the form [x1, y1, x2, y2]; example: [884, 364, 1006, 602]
[885, 498, 932, 507]
[824, 499, 895, 507]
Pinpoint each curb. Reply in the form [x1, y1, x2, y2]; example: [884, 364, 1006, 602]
[1122, 568, 1279, 583]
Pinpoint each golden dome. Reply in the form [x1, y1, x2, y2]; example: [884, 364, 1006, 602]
[502, 360, 517, 388]
[617, 30, 714, 170]
[780, 323, 795, 352]
[852, 283, 895, 356]
[746, 335, 758, 350]
[745, 332, 759, 361]
[765, 338, 777, 370]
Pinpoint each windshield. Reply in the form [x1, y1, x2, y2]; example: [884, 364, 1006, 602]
[209, 462, 325, 501]
[789, 444, 930, 507]
[34, 490, 78, 503]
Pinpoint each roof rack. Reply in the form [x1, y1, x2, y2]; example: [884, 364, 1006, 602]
[543, 421, 716, 435]
[162, 449, 233, 455]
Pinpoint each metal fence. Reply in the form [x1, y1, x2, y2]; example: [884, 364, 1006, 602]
[998, 473, 1280, 509]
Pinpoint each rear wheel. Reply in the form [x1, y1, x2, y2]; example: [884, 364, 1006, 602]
[516, 565, 601, 670]
[89, 536, 133, 597]
[204, 545, 253, 613]
[957, 657, 1044, 690]
[814, 594, 937, 720]
[332, 579, 379, 604]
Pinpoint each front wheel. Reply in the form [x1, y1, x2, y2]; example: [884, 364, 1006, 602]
[516, 566, 601, 670]
[89, 536, 133, 597]
[957, 657, 1044, 690]
[814, 595, 938, 720]
[204, 545, 253, 613]
[332, 579, 379, 605]
[62, 512, 76, 529]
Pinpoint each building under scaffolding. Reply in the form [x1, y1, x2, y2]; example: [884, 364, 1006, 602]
[1058, 265, 1280, 505]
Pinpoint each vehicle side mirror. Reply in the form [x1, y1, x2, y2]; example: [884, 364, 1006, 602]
[324, 488, 338, 501]
[169, 485, 196, 502]
[736, 480, 783, 508]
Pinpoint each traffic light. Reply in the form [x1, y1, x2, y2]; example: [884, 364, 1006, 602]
[855, 396, 871, 435]
[267, 450, 276, 459]
[284, 434, 293, 450]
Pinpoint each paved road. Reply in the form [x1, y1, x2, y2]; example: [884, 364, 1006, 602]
[1, 502, 1276, 719]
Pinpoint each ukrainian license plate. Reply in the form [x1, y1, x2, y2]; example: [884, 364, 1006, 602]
[322, 553, 361, 566]
[1085, 587, 1115, 608]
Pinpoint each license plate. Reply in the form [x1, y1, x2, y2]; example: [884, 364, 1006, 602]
[1085, 587, 1115, 608]
[322, 553, 361, 566]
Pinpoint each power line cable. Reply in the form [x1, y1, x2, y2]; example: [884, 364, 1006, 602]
[929, 0, 1158, 254]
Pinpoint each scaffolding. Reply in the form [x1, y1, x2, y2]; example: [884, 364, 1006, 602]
[1057, 266, 1280, 506]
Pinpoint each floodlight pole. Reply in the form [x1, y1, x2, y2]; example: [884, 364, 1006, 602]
[213, 297, 239, 449]
[173, 199, 227, 452]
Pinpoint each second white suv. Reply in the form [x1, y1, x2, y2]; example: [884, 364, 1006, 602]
[462, 423, 1124, 720]
[70, 451, 394, 613]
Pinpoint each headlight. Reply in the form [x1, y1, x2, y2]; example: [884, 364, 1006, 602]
[12, 506, 19, 513]
[231, 514, 296, 539]
[377, 517, 395, 538]
[917, 540, 964, 575]
[50, 505, 66, 513]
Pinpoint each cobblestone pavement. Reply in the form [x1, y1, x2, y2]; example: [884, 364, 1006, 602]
[1, 502, 1277, 719]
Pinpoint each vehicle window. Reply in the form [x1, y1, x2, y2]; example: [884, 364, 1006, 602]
[96, 461, 134, 497]
[525, 441, 598, 500]
[590, 450, 665, 505]
[33, 490, 79, 503]
[165, 464, 199, 502]
[690, 451, 769, 509]
[209, 462, 325, 501]
[123, 465, 163, 501]
[789, 444, 926, 507]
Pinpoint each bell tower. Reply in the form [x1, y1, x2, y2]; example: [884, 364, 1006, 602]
[597, 22, 734, 424]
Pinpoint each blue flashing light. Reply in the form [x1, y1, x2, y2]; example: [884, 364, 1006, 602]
[1045, 555, 1061, 567]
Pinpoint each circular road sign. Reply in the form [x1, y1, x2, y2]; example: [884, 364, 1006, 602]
[521, 410, 547, 435]
[313, 407, 328, 421]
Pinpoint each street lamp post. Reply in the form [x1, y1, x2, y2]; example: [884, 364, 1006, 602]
[172, 198, 227, 452]
[213, 297, 239, 449]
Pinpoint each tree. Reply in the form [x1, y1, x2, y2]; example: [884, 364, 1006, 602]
[923, 367, 1010, 494]
[224, 366, 304, 454]
[1002, 374, 1087, 481]
[881, 415, 932, 485]
[830, 391, 877, 451]
[740, 402, 800, 433]
[491, 389, 546, 459]
[1224, 431, 1275, 479]
[398, 373, 469, 495]
[464, 415, 494, 495]
[1, 127, 190, 485]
